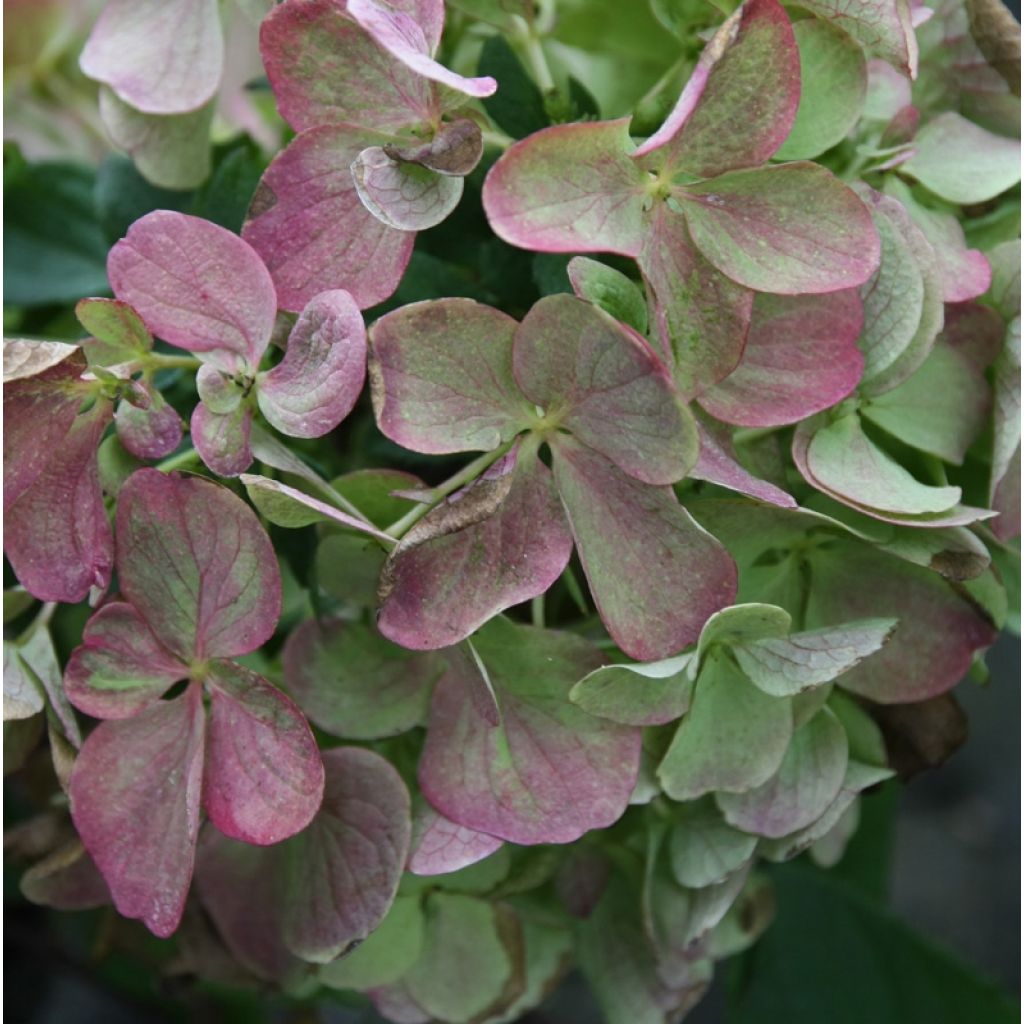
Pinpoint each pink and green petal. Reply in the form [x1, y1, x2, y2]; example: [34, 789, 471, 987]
[69, 683, 205, 938]
[990, 319, 1021, 540]
[80, 0, 223, 115]
[551, 437, 737, 661]
[378, 447, 574, 650]
[795, 0, 918, 77]
[107, 211, 276, 373]
[257, 289, 366, 438]
[352, 147, 464, 230]
[483, 119, 648, 257]
[408, 801, 504, 876]
[514, 294, 697, 484]
[279, 746, 411, 962]
[203, 661, 324, 845]
[4, 401, 114, 604]
[63, 602, 189, 720]
[635, 0, 800, 176]
[3, 343, 88, 510]
[259, 0, 436, 133]
[884, 179, 992, 302]
[677, 163, 880, 294]
[369, 298, 532, 453]
[190, 401, 254, 478]
[115, 390, 184, 460]
[194, 827, 304, 984]
[347, 0, 496, 98]
[242, 126, 415, 312]
[716, 707, 849, 838]
[690, 412, 797, 508]
[638, 206, 753, 395]
[115, 470, 281, 662]
[698, 291, 864, 428]
[282, 618, 441, 740]
[804, 538, 998, 702]
[418, 618, 640, 844]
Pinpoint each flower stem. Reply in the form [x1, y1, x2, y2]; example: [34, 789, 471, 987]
[142, 353, 202, 371]
[384, 440, 516, 539]
[156, 447, 201, 473]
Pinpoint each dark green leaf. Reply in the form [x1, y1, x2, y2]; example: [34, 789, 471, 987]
[478, 35, 549, 139]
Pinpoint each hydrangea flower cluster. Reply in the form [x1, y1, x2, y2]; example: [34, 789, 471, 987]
[3, 0, 1019, 1020]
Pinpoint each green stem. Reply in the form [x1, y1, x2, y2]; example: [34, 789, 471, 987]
[142, 353, 202, 371]
[156, 447, 201, 473]
[482, 128, 513, 151]
[514, 19, 555, 94]
[531, 594, 545, 628]
[384, 439, 517, 539]
[17, 601, 57, 645]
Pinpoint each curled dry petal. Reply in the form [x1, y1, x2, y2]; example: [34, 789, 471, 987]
[352, 146, 464, 230]
[384, 118, 483, 176]
[377, 447, 574, 650]
[115, 469, 281, 661]
[108, 211, 277, 373]
[257, 289, 367, 437]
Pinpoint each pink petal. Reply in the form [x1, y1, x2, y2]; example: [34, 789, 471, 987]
[115, 389, 184, 459]
[805, 539, 998, 702]
[690, 413, 797, 508]
[280, 746, 411, 962]
[4, 401, 113, 603]
[257, 289, 366, 438]
[408, 801, 504, 876]
[203, 661, 324, 845]
[678, 163, 881, 294]
[3, 342, 88, 511]
[259, 0, 436, 133]
[115, 469, 281, 661]
[796, 0, 917, 77]
[418, 619, 641, 844]
[348, 0, 496, 97]
[635, 0, 800, 174]
[64, 602, 189, 720]
[483, 118, 648, 257]
[378, 447, 574, 650]
[243, 126, 415, 312]
[190, 401, 254, 477]
[80, 0, 223, 115]
[551, 437, 737, 661]
[369, 298, 532, 454]
[69, 684, 205, 938]
[514, 294, 698, 484]
[108, 211, 276, 373]
[699, 291, 864, 427]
